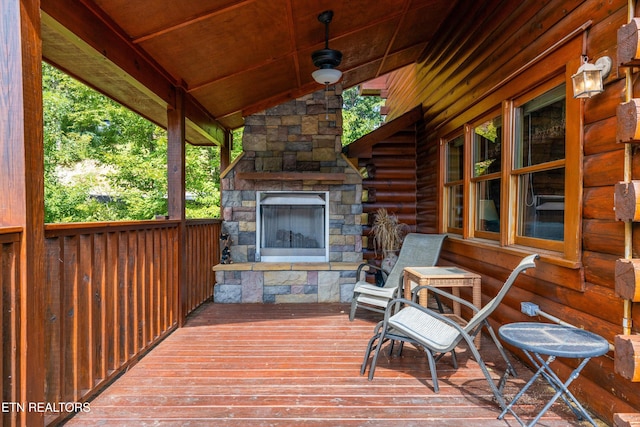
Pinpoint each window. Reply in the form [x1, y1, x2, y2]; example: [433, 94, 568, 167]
[514, 85, 565, 250]
[444, 135, 464, 233]
[473, 115, 502, 238]
[440, 75, 577, 261]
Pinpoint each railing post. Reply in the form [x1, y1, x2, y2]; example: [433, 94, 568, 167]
[167, 87, 187, 326]
[0, 0, 46, 424]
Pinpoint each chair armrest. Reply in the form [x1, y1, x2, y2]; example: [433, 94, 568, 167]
[411, 285, 480, 313]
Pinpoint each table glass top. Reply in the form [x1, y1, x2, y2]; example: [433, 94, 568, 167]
[499, 322, 609, 358]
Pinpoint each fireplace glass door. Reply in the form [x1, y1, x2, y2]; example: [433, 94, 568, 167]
[257, 191, 329, 262]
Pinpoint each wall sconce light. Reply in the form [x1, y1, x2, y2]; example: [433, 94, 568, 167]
[571, 55, 612, 98]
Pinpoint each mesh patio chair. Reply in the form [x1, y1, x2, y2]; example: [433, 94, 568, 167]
[349, 233, 447, 321]
[361, 254, 538, 409]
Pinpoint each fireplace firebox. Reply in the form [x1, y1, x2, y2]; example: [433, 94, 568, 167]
[256, 191, 329, 262]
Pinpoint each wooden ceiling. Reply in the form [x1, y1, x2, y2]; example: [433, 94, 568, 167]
[40, 0, 458, 144]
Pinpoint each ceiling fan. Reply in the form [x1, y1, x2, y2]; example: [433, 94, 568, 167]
[311, 10, 343, 85]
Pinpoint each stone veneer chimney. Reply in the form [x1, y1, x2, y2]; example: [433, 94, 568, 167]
[215, 85, 363, 303]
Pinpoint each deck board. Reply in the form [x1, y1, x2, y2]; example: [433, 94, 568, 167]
[63, 303, 602, 426]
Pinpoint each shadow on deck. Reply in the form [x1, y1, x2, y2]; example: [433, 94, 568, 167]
[63, 303, 601, 426]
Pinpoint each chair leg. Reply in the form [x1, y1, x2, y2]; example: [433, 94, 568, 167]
[349, 295, 359, 321]
[424, 349, 439, 393]
[361, 332, 380, 375]
[368, 326, 390, 380]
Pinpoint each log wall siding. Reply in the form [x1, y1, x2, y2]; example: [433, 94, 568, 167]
[41, 219, 219, 425]
[358, 127, 417, 264]
[1, 228, 22, 427]
[382, 0, 640, 423]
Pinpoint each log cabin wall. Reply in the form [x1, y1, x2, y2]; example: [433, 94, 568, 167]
[381, 0, 640, 423]
[346, 107, 420, 265]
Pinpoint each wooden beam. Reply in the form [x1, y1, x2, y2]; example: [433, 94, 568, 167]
[167, 89, 187, 326]
[0, 0, 46, 424]
[41, 0, 226, 146]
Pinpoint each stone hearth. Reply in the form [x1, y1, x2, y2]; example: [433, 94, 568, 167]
[214, 85, 363, 303]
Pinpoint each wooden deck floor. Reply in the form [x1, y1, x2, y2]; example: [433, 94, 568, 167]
[63, 303, 603, 426]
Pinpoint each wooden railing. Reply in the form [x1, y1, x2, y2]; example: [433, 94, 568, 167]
[185, 219, 221, 314]
[40, 218, 220, 425]
[0, 227, 23, 427]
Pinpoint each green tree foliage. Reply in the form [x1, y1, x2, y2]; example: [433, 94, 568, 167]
[341, 86, 384, 146]
[43, 63, 220, 222]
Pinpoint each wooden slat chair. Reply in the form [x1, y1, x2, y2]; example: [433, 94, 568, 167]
[361, 254, 539, 409]
[349, 233, 447, 321]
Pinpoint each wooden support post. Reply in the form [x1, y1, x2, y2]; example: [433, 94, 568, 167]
[615, 335, 640, 382]
[220, 130, 231, 173]
[0, 0, 45, 424]
[167, 88, 186, 326]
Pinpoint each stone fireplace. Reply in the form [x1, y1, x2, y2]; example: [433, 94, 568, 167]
[256, 190, 329, 262]
[213, 85, 363, 303]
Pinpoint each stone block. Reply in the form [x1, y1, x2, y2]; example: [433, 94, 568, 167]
[342, 224, 364, 235]
[285, 141, 313, 151]
[283, 152, 297, 171]
[222, 191, 242, 207]
[241, 271, 263, 303]
[244, 115, 266, 126]
[264, 271, 307, 286]
[237, 231, 256, 245]
[340, 283, 355, 303]
[262, 157, 283, 171]
[266, 116, 281, 126]
[282, 115, 301, 126]
[296, 161, 320, 171]
[214, 284, 242, 303]
[341, 252, 363, 263]
[243, 132, 267, 152]
[276, 294, 317, 303]
[287, 125, 301, 135]
[330, 234, 347, 246]
[268, 103, 297, 116]
[233, 208, 255, 222]
[313, 147, 337, 162]
[239, 221, 256, 232]
[302, 116, 318, 135]
[263, 285, 291, 295]
[296, 151, 314, 162]
[304, 285, 318, 294]
[267, 140, 287, 153]
[230, 244, 249, 263]
[307, 104, 326, 115]
[318, 271, 341, 302]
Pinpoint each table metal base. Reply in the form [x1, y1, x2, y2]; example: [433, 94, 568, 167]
[497, 322, 609, 427]
[498, 350, 598, 426]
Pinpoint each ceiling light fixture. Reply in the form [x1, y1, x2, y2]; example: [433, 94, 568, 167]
[311, 10, 342, 86]
[571, 55, 612, 98]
